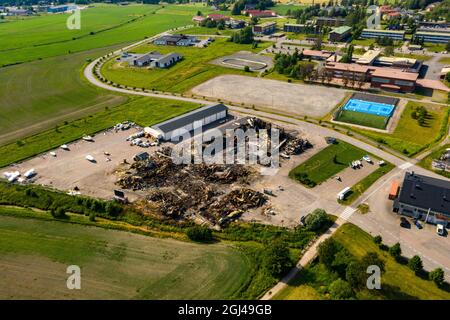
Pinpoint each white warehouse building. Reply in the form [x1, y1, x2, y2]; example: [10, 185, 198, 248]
[149, 104, 228, 141]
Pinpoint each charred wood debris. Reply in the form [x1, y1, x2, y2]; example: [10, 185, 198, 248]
[116, 117, 312, 226]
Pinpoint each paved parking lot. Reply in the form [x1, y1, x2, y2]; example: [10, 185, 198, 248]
[2, 128, 155, 201]
[191, 75, 348, 118]
[350, 165, 450, 281]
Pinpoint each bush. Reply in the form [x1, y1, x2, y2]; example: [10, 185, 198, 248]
[329, 279, 354, 300]
[345, 261, 366, 289]
[263, 239, 293, 277]
[304, 209, 329, 231]
[51, 207, 66, 219]
[373, 235, 382, 245]
[408, 255, 423, 274]
[361, 252, 385, 273]
[318, 238, 340, 269]
[389, 242, 402, 259]
[429, 268, 445, 287]
[186, 225, 213, 242]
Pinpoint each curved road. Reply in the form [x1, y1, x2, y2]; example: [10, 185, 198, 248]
[83, 34, 450, 297]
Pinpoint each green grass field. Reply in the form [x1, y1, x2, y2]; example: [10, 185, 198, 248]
[439, 56, 450, 65]
[289, 140, 367, 187]
[351, 102, 450, 156]
[101, 38, 271, 93]
[0, 214, 252, 299]
[0, 97, 200, 168]
[274, 223, 450, 300]
[336, 110, 389, 130]
[418, 143, 450, 179]
[0, 45, 128, 145]
[0, 4, 211, 66]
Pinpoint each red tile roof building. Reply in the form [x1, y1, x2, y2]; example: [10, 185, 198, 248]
[243, 9, 276, 18]
[207, 13, 230, 21]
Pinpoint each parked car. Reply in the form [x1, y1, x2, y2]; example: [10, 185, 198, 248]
[414, 219, 423, 229]
[400, 217, 410, 229]
[436, 224, 445, 236]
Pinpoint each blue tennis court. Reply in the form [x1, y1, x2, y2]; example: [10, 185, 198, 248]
[343, 99, 395, 117]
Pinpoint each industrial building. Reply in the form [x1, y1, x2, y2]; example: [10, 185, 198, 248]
[153, 34, 197, 46]
[252, 22, 276, 35]
[328, 26, 352, 42]
[393, 172, 450, 226]
[47, 5, 77, 13]
[150, 104, 228, 141]
[127, 51, 182, 68]
[413, 30, 450, 44]
[360, 29, 405, 41]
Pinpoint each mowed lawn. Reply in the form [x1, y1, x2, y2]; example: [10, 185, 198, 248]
[101, 38, 271, 93]
[289, 140, 367, 187]
[0, 215, 251, 299]
[0, 45, 127, 145]
[336, 110, 388, 130]
[0, 4, 207, 66]
[0, 97, 200, 168]
[274, 223, 450, 300]
[353, 101, 450, 156]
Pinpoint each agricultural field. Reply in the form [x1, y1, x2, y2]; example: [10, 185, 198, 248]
[418, 143, 450, 179]
[335, 110, 389, 130]
[274, 223, 450, 300]
[289, 140, 367, 187]
[0, 3, 209, 66]
[270, 4, 307, 15]
[100, 38, 271, 93]
[0, 45, 127, 145]
[351, 101, 449, 156]
[0, 96, 200, 168]
[0, 214, 251, 299]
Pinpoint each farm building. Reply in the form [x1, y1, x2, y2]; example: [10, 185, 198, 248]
[243, 9, 276, 18]
[128, 51, 182, 68]
[150, 104, 228, 141]
[207, 13, 230, 21]
[153, 34, 197, 46]
[252, 22, 276, 35]
[393, 172, 450, 226]
[328, 26, 352, 42]
[192, 15, 206, 24]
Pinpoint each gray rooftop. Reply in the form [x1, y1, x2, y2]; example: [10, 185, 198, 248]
[398, 172, 450, 215]
[152, 104, 228, 133]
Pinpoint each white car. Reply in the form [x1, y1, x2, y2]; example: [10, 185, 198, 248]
[436, 224, 445, 236]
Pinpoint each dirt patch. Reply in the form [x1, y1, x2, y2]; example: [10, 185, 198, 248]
[191, 75, 347, 118]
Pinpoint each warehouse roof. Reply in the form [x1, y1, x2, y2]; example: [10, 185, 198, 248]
[152, 104, 228, 133]
[362, 28, 405, 34]
[398, 172, 450, 215]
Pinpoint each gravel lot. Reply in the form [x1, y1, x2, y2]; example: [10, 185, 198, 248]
[191, 75, 348, 118]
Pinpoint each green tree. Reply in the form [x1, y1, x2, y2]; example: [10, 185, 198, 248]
[345, 261, 366, 289]
[318, 238, 340, 268]
[263, 239, 293, 277]
[373, 235, 382, 245]
[429, 268, 445, 287]
[389, 242, 402, 259]
[361, 252, 385, 273]
[445, 72, 450, 83]
[329, 279, 354, 299]
[408, 255, 423, 274]
[304, 208, 329, 231]
[186, 225, 213, 242]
